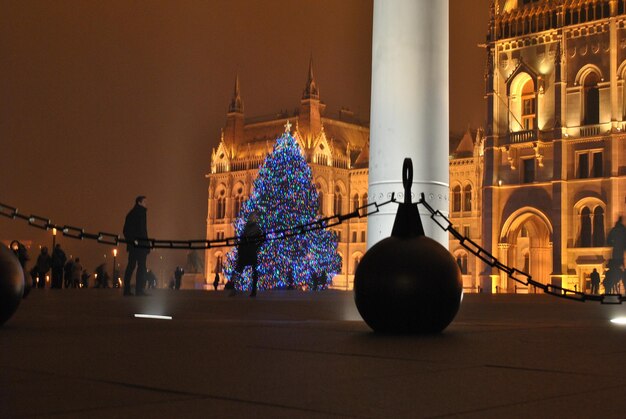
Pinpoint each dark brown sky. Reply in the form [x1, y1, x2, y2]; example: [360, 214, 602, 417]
[0, 0, 490, 273]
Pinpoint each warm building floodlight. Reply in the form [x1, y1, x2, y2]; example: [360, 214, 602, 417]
[134, 314, 172, 320]
[610, 317, 626, 325]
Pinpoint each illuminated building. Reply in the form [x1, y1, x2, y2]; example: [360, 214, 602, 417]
[450, 0, 625, 293]
[207, 0, 626, 292]
[205, 61, 369, 290]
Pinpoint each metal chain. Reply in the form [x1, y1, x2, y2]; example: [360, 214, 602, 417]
[416, 193, 625, 305]
[0, 197, 396, 250]
[3, 196, 623, 304]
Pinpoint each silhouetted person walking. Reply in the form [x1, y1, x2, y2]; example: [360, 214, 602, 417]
[71, 257, 83, 288]
[10, 240, 29, 270]
[95, 263, 109, 288]
[235, 211, 263, 297]
[174, 266, 184, 290]
[213, 271, 220, 290]
[590, 268, 600, 294]
[35, 247, 52, 288]
[63, 258, 74, 288]
[50, 244, 67, 289]
[123, 196, 150, 296]
[607, 216, 626, 268]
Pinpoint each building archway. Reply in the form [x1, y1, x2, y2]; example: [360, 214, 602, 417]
[500, 208, 553, 292]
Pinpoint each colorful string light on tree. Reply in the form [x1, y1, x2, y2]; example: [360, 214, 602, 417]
[224, 132, 341, 290]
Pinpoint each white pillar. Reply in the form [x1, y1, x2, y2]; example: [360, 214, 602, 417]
[368, 0, 449, 249]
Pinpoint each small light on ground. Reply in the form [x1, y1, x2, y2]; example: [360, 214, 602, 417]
[610, 317, 626, 325]
[134, 314, 172, 320]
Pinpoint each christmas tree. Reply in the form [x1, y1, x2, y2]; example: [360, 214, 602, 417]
[223, 131, 341, 291]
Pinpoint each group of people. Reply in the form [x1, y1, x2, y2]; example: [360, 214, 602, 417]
[588, 217, 626, 294]
[27, 245, 88, 289]
[589, 263, 626, 294]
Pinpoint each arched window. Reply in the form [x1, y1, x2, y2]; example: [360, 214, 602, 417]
[593, 207, 605, 247]
[216, 189, 226, 220]
[523, 251, 530, 273]
[353, 255, 361, 275]
[463, 185, 472, 212]
[579, 207, 592, 247]
[521, 79, 536, 130]
[334, 185, 343, 215]
[316, 182, 324, 215]
[452, 186, 461, 212]
[233, 186, 244, 218]
[352, 194, 359, 212]
[456, 253, 468, 275]
[361, 193, 368, 208]
[215, 254, 223, 273]
[583, 72, 600, 125]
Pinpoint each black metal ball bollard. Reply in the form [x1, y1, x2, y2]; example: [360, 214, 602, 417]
[354, 158, 463, 334]
[0, 245, 25, 326]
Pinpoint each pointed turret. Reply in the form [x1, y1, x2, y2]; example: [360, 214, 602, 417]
[229, 74, 244, 113]
[298, 57, 324, 142]
[453, 127, 475, 158]
[302, 56, 320, 100]
[223, 74, 245, 149]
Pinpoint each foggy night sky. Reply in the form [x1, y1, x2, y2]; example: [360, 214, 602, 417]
[0, 0, 490, 273]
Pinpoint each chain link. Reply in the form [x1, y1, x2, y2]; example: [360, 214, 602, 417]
[0, 197, 396, 250]
[3, 196, 623, 304]
[416, 193, 625, 304]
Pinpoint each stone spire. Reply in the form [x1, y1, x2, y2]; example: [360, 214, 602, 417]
[228, 74, 244, 113]
[302, 56, 320, 100]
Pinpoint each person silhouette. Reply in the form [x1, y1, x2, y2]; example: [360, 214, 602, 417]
[35, 247, 52, 288]
[590, 268, 600, 294]
[50, 244, 67, 289]
[234, 211, 263, 297]
[122, 196, 150, 296]
[174, 266, 184, 290]
[213, 271, 220, 290]
[607, 216, 626, 268]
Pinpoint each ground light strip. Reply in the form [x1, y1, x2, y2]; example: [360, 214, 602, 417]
[610, 317, 626, 325]
[134, 314, 172, 320]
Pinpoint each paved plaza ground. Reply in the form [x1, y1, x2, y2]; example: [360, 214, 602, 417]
[2, 288, 626, 418]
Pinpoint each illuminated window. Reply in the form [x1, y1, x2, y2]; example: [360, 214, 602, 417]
[522, 158, 535, 183]
[579, 207, 592, 247]
[353, 256, 360, 274]
[592, 152, 603, 177]
[463, 185, 472, 212]
[521, 79, 535, 131]
[316, 183, 324, 215]
[452, 186, 461, 212]
[352, 194, 359, 212]
[593, 207, 605, 247]
[577, 153, 589, 179]
[334, 185, 343, 215]
[361, 193, 368, 208]
[352, 231, 357, 243]
[233, 186, 244, 217]
[360, 231, 366, 242]
[215, 255, 223, 273]
[583, 72, 600, 125]
[577, 151, 603, 179]
[456, 254, 468, 275]
[523, 252, 530, 273]
[216, 190, 226, 219]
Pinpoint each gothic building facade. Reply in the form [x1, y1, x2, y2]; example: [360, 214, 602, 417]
[458, 0, 626, 293]
[207, 0, 626, 293]
[205, 62, 369, 289]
